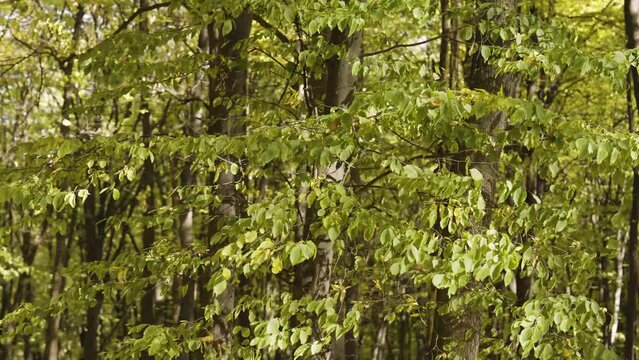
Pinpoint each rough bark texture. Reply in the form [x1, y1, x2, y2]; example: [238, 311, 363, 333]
[204, 11, 252, 354]
[311, 12, 363, 360]
[435, 1, 519, 358]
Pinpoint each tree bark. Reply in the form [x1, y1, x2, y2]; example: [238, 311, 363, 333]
[44, 210, 75, 360]
[311, 9, 363, 359]
[435, 1, 519, 358]
[439, 0, 450, 87]
[448, 0, 460, 90]
[137, 4, 157, 359]
[82, 188, 104, 360]
[625, 1, 639, 357]
[611, 230, 628, 345]
[203, 11, 252, 355]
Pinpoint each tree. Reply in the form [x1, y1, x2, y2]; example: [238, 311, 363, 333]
[0, 0, 634, 359]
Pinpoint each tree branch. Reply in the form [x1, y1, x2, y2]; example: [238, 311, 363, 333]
[363, 35, 443, 57]
[112, 1, 171, 36]
[253, 14, 290, 43]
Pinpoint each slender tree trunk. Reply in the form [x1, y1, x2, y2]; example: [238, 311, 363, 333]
[137, 6, 157, 360]
[612, 230, 628, 345]
[176, 29, 207, 360]
[59, 5, 84, 136]
[139, 100, 156, 360]
[83, 188, 104, 360]
[448, 0, 460, 90]
[14, 228, 40, 360]
[439, 0, 450, 87]
[344, 283, 359, 360]
[625, 1, 639, 357]
[602, 241, 611, 346]
[44, 210, 75, 360]
[372, 320, 387, 360]
[44, 233, 67, 360]
[516, 159, 538, 306]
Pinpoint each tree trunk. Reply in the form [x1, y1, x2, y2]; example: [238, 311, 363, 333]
[612, 230, 628, 345]
[438, 0, 450, 87]
[44, 209, 75, 360]
[137, 6, 157, 360]
[448, 0, 460, 90]
[203, 11, 252, 355]
[311, 8, 363, 359]
[625, 1, 639, 357]
[83, 188, 104, 360]
[435, 1, 519, 358]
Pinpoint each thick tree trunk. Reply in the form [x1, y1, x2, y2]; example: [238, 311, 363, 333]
[434, 1, 518, 358]
[203, 11, 252, 355]
[311, 10, 363, 359]
[625, 1, 639, 357]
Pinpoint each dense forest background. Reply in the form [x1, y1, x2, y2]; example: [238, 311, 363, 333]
[3, 0, 639, 359]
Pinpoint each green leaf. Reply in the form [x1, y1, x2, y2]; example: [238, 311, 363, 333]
[213, 280, 227, 296]
[469, 168, 483, 181]
[58, 139, 82, 158]
[512, 188, 525, 206]
[271, 257, 283, 274]
[310, 342, 322, 355]
[390, 262, 400, 275]
[328, 227, 339, 241]
[539, 344, 553, 360]
[610, 147, 620, 164]
[290, 245, 303, 265]
[112, 188, 120, 200]
[596, 143, 610, 164]
[518, 327, 533, 350]
[266, 318, 279, 334]
[461, 27, 473, 41]
[64, 192, 76, 208]
[481, 46, 491, 60]
[504, 269, 514, 286]
[555, 219, 567, 232]
[403, 164, 421, 179]
[222, 21, 232, 36]
[78, 189, 89, 204]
